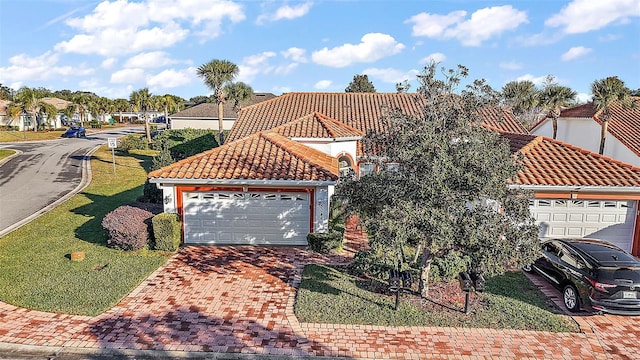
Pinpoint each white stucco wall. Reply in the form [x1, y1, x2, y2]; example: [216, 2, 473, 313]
[299, 139, 358, 163]
[532, 118, 639, 166]
[169, 118, 235, 131]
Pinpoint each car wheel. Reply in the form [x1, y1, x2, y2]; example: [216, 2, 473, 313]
[522, 264, 533, 273]
[563, 284, 580, 312]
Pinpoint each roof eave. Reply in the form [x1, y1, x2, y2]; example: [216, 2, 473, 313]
[150, 178, 337, 186]
[509, 184, 640, 193]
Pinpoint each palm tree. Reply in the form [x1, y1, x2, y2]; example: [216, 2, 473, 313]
[224, 82, 254, 112]
[538, 76, 577, 139]
[72, 92, 92, 127]
[14, 87, 41, 132]
[501, 80, 540, 127]
[113, 98, 130, 123]
[196, 59, 239, 143]
[157, 94, 182, 126]
[591, 76, 636, 155]
[39, 103, 58, 130]
[130, 88, 152, 141]
[5, 102, 22, 128]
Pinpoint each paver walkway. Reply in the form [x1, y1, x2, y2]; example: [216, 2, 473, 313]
[1, 219, 639, 359]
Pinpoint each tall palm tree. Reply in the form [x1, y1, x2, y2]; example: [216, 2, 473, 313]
[591, 76, 636, 155]
[130, 88, 152, 141]
[157, 94, 182, 126]
[196, 59, 239, 144]
[224, 82, 254, 112]
[113, 98, 130, 123]
[538, 76, 577, 139]
[14, 87, 41, 132]
[72, 92, 92, 127]
[5, 102, 22, 128]
[501, 80, 540, 127]
[39, 103, 58, 130]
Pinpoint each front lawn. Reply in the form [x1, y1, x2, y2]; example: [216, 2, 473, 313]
[0, 149, 15, 161]
[0, 145, 168, 316]
[0, 130, 66, 142]
[295, 264, 579, 332]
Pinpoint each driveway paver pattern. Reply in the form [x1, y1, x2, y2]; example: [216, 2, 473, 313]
[1, 220, 639, 359]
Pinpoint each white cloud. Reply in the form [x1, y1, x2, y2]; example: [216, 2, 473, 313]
[499, 61, 523, 70]
[101, 58, 117, 69]
[237, 52, 277, 83]
[311, 33, 405, 68]
[124, 51, 185, 68]
[274, 63, 298, 75]
[546, 0, 640, 34]
[420, 52, 446, 64]
[561, 46, 592, 61]
[406, 6, 528, 46]
[281, 47, 307, 63]
[257, 2, 313, 24]
[271, 86, 291, 94]
[0, 51, 94, 83]
[362, 67, 420, 84]
[55, 0, 245, 56]
[315, 80, 332, 89]
[110, 68, 145, 84]
[147, 68, 194, 89]
[515, 74, 551, 86]
[576, 92, 591, 103]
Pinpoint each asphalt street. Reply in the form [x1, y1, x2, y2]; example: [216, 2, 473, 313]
[0, 127, 143, 237]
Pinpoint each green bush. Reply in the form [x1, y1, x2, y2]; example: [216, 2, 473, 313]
[118, 134, 148, 153]
[150, 129, 218, 160]
[152, 213, 182, 251]
[89, 120, 102, 128]
[142, 179, 163, 204]
[307, 231, 343, 253]
[349, 250, 395, 279]
[431, 252, 469, 282]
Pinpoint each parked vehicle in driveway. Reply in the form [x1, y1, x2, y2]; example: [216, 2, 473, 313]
[61, 126, 86, 138]
[524, 238, 640, 315]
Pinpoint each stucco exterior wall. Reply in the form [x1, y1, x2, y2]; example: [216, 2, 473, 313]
[169, 118, 236, 131]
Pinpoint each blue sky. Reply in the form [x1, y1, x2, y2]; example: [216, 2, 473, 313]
[0, 0, 638, 102]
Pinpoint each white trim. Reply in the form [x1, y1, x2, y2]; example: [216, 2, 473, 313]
[510, 184, 640, 193]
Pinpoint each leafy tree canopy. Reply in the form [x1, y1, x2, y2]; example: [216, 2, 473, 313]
[345, 74, 376, 93]
[336, 63, 540, 296]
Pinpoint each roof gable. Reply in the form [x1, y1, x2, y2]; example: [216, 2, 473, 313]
[40, 97, 72, 111]
[148, 132, 338, 182]
[268, 111, 364, 139]
[501, 132, 640, 187]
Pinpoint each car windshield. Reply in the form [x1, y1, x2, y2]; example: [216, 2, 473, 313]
[597, 267, 640, 283]
[570, 241, 640, 267]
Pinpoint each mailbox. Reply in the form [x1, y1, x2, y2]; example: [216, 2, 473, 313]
[471, 272, 485, 292]
[458, 271, 473, 292]
[389, 269, 401, 291]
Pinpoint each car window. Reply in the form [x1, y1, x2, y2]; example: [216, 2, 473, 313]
[542, 242, 562, 257]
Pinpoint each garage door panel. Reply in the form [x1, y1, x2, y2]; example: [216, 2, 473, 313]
[531, 199, 636, 252]
[183, 190, 310, 245]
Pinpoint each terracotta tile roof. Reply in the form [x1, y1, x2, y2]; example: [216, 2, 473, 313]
[148, 132, 338, 182]
[477, 106, 528, 134]
[500, 132, 640, 187]
[559, 102, 598, 118]
[171, 93, 277, 118]
[268, 112, 364, 139]
[593, 99, 640, 157]
[228, 92, 426, 142]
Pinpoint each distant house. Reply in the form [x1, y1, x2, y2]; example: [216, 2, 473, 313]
[530, 99, 640, 166]
[169, 93, 277, 131]
[39, 97, 73, 129]
[0, 97, 72, 130]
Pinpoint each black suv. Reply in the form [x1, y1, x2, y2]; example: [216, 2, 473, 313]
[525, 238, 640, 315]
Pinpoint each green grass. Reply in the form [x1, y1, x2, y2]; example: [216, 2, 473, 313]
[295, 264, 580, 332]
[0, 146, 168, 316]
[0, 149, 15, 161]
[0, 130, 66, 142]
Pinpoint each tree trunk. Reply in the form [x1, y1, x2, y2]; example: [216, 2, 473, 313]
[218, 101, 224, 144]
[552, 117, 558, 139]
[413, 243, 422, 264]
[419, 246, 433, 298]
[145, 110, 151, 142]
[599, 120, 608, 155]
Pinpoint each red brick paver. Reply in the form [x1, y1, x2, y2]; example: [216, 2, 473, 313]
[0, 219, 638, 359]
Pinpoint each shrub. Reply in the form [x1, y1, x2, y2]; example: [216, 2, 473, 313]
[152, 213, 182, 251]
[431, 252, 469, 282]
[150, 129, 218, 159]
[349, 250, 395, 279]
[142, 180, 163, 204]
[118, 134, 148, 153]
[101, 205, 153, 250]
[307, 231, 343, 254]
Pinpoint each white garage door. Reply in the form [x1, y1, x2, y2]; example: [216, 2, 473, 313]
[183, 190, 310, 245]
[530, 199, 637, 252]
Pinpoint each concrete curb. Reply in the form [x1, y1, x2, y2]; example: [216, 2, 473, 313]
[0, 145, 100, 238]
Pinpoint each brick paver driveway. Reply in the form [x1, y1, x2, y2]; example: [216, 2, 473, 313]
[1, 228, 640, 359]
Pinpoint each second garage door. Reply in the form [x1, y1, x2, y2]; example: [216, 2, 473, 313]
[530, 199, 637, 252]
[183, 190, 310, 245]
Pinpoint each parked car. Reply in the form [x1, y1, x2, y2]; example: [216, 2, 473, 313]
[61, 126, 86, 138]
[524, 238, 640, 315]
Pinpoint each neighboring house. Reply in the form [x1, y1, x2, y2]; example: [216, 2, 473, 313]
[39, 97, 73, 128]
[0, 99, 12, 128]
[169, 93, 277, 130]
[0, 97, 72, 130]
[503, 132, 640, 255]
[150, 92, 640, 254]
[530, 100, 640, 166]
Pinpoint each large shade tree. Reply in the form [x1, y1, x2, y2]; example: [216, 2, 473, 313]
[591, 76, 637, 155]
[538, 76, 577, 139]
[345, 74, 376, 93]
[196, 59, 240, 144]
[336, 63, 540, 297]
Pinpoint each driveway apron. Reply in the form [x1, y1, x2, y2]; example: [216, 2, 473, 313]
[0, 223, 639, 359]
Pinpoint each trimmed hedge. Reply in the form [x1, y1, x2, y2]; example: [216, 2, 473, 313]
[307, 231, 343, 253]
[118, 134, 148, 153]
[102, 205, 153, 250]
[152, 213, 182, 251]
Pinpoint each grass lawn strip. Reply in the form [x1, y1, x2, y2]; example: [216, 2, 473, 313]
[0, 146, 168, 316]
[295, 264, 580, 332]
[0, 149, 16, 161]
